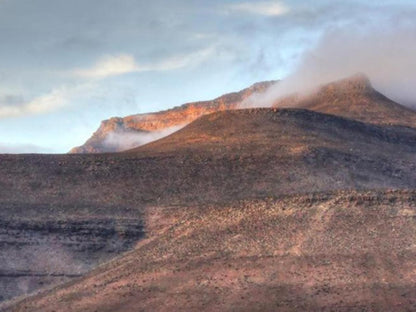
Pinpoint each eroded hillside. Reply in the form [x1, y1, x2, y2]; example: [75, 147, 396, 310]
[8, 190, 416, 311]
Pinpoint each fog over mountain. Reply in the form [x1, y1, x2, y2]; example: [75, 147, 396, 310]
[242, 23, 416, 108]
[0, 1, 415, 152]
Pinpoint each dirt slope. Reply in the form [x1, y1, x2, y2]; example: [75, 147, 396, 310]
[8, 190, 416, 312]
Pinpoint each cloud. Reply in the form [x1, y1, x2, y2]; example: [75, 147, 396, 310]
[72, 48, 215, 79]
[0, 83, 95, 118]
[241, 21, 416, 108]
[229, 1, 289, 16]
[103, 125, 184, 151]
[72, 54, 138, 79]
[0, 46, 215, 119]
[0, 142, 54, 154]
[0, 89, 67, 118]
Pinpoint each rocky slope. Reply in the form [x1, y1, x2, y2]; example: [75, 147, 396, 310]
[2, 106, 416, 307]
[70, 81, 277, 153]
[7, 190, 416, 311]
[1, 109, 415, 210]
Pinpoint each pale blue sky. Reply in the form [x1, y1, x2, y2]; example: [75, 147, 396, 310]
[0, 0, 415, 153]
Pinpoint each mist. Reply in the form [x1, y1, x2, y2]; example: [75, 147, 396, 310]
[103, 125, 185, 151]
[0, 143, 54, 154]
[242, 23, 416, 108]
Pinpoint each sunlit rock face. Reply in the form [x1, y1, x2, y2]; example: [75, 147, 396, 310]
[69, 81, 277, 153]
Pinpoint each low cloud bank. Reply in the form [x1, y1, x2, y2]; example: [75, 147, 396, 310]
[103, 125, 184, 151]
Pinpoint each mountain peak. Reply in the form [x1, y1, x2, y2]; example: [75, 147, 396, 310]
[318, 73, 373, 95]
[273, 73, 416, 128]
[345, 72, 371, 85]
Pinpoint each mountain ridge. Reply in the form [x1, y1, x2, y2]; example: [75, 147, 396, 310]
[71, 74, 416, 153]
[70, 80, 277, 153]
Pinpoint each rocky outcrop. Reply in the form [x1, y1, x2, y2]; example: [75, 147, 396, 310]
[70, 81, 277, 153]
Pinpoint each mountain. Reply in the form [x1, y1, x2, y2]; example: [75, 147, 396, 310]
[70, 81, 277, 153]
[274, 73, 416, 127]
[70, 74, 416, 153]
[3, 74, 416, 310]
[2, 107, 416, 307]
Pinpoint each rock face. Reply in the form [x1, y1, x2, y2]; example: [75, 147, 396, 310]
[70, 81, 277, 153]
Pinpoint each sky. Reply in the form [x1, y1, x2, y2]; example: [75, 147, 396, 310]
[0, 0, 415, 153]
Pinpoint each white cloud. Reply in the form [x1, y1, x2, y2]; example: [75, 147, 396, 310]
[0, 142, 54, 154]
[0, 88, 67, 118]
[0, 47, 215, 119]
[0, 83, 95, 118]
[72, 48, 215, 79]
[72, 54, 138, 79]
[103, 125, 185, 151]
[230, 1, 289, 16]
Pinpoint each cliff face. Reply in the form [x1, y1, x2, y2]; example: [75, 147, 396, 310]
[70, 81, 277, 153]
